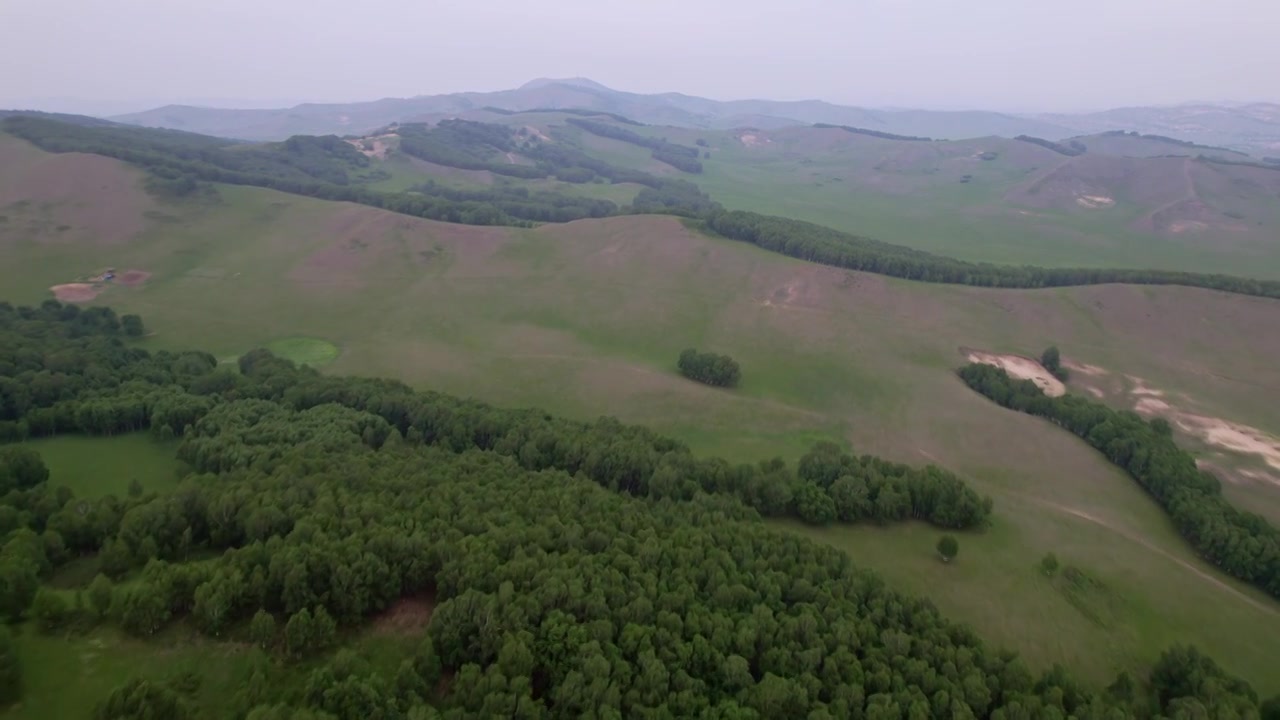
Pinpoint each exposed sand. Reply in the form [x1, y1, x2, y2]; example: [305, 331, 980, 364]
[738, 133, 769, 147]
[1075, 194, 1116, 209]
[966, 350, 1066, 397]
[50, 283, 99, 302]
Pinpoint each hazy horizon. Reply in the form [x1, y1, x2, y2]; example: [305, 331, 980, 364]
[3, 0, 1277, 116]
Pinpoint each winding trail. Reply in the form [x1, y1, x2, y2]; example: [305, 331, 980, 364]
[1028, 496, 1277, 616]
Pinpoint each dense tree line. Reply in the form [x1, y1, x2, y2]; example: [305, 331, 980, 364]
[812, 124, 934, 142]
[958, 362, 1280, 598]
[701, 209, 1280, 299]
[407, 180, 617, 223]
[0, 304, 1271, 716]
[1013, 135, 1087, 156]
[565, 118, 703, 173]
[631, 180, 721, 218]
[677, 348, 742, 387]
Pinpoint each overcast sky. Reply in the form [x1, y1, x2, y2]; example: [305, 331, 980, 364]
[2, 0, 1276, 115]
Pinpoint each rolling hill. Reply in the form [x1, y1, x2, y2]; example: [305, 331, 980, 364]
[107, 78, 1280, 153]
[3, 129, 1280, 698]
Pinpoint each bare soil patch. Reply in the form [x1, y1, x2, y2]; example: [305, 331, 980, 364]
[370, 593, 435, 635]
[738, 133, 770, 147]
[965, 350, 1066, 397]
[1075, 194, 1115, 209]
[117, 270, 151, 286]
[50, 283, 100, 302]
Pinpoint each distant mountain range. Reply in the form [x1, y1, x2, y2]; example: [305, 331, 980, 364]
[103, 78, 1280, 153]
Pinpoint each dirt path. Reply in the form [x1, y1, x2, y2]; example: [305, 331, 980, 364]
[1029, 496, 1277, 616]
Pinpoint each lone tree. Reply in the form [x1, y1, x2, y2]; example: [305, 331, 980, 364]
[1040, 552, 1060, 576]
[677, 348, 741, 388]
[1040, 345, 1068, 381]
[936, 535, 959, 563]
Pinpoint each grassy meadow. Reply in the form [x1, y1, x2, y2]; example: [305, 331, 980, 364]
[2, 132, 1280, 692]
[27, 433, 182, 499]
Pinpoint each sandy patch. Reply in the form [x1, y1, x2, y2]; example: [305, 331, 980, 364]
[1075, 194, 1115, 209]
[525, 126, 552, 143]
[1063, 360, 1108, 377]
[345, 133, 396, 159]
[117, 270, 151, 286]
[50, 283, 100, 302]
[738, 133, 770, 147]
[966, 350, 1066, 397]
[1125, 377, 1280, 472]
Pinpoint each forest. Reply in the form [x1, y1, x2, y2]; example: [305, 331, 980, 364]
[0, 302, 1272, 718]
[957, 363, 1280, 599]
[565, 118, 704, 173]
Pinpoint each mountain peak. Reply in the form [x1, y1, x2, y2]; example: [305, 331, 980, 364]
[519, 77, 614, 92]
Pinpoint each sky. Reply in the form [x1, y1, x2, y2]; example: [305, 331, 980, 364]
[2, 0, 1277, 115]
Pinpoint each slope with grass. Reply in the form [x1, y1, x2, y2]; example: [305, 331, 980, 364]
[2, 135, 1279, 690]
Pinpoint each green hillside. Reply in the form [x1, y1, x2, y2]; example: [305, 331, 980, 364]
[1, 114, 1279, 717]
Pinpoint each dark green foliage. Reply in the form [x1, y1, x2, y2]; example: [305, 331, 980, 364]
[631, 180, 720, 218]
[1041, 345, 1068, 381]
[703, 209, 1280, 299]
[677, 348, 741, 387]
[0, 626, 19, 706]
[396, 120, 543, 179]
[812, 123, 934, 141]
[0, 305, 1268, 717]
[565, 118, 703, 172]
[88, 573, 114, 619]
[1014, 135, 1087, 156]
[121, 314, 145, 337]
[797, 442, 993, 529]
[250, 608, 277, 649]
[0, 446, 49, 493]
[959, 362, 1280, 598]
[29, 587, 68, 632]
[1041, 552, 1060, 576]
[1149, 646, 1260, 718]
[937, 535, 959, 562]
[95, 678, 190, 720]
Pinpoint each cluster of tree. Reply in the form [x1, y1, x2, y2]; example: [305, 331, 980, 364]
[958, 362, 1280, 599]
[0, 304, 1272, 717]
[812, 124, 934, 142]
[565, 118, 703, 173]
[407, 180, 617, 223]
[701, 209, 1280, 299]
[676, 348, 741, 388]
[395, 120, 547, 179]
[630, 180, 721, 218]
[1196, 154, 1280, 173]
[797, 442, 993, 528]
[1014, 135, 1088, 156]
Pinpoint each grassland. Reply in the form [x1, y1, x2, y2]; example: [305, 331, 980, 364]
[2, 132, 1280, 692]
[27, 433, 182, 498]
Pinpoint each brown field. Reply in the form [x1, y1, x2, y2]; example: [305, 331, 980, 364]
[49, 283, 100, 302]
[0, 134, 152, 246]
